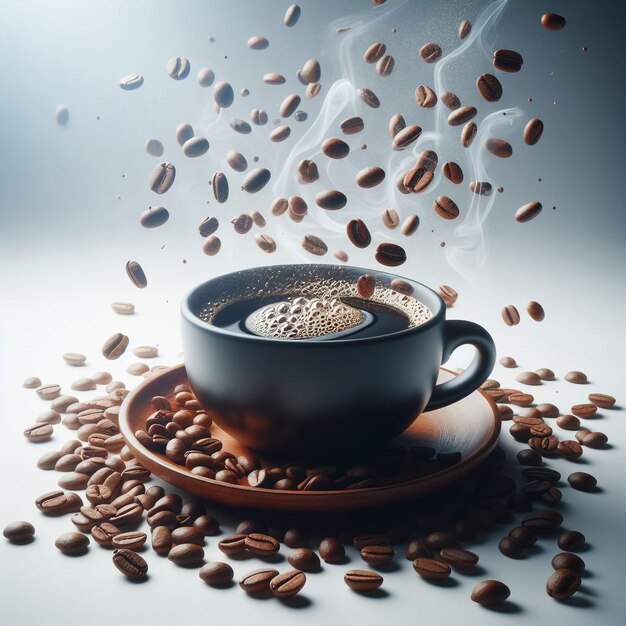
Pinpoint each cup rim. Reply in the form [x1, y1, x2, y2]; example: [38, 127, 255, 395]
[181, 263, 445, 345]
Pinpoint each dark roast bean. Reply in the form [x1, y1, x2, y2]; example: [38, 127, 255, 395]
[461, 122, 477, 147]
[558, 531, 585, 552]
[578, 430, 608, 448]
[270, 570, 306, 598]
[375, 242, 406, 266]
[199, 561, 233, 585]
[447, 105, 477, 126]
[523, 118, 544, 145]
[515, 201, 542, 223]
[357, 87, 380, 108]
[296, 159, 319, 183]
[571, 403, 598, 418]
[241, 168, 271, 193]
[493, 49, 523, 72]
[546, 569, 580, 600]
[357, 274, 375, 299]
[521, 467, 560, 482]
[552, 552, 585, 574]
[55, 531, 89, 555]
[218, 534, 248, 556]
[151, 526, 172, 555]
[419, 42, 442, 63]
[240, 568, 279, 594]
[424, 532, 456, 551]
[441, 91, 460, 110]
[315, 189, 347, 210]
[557, 440, 583, 459]
[361, 545, 394, 566]
[501, 305, 520, 326]
[168, 543, 204, 566]
[568, 471, 597, 492]
[529, 435, 559, 455]
[517, 449, 542, 466]
[485, 138, 512, 158]
[405, 538, 431, 560]
[471, 580, 511, 605]
[341, 116, 364, 134]
[442, 161, 463, 184]
[541, 13, 566, 30]
[3, 521, 35, 543]
[112, 531, 147, 551]
[112, 549, 148, 578]
[245, 533, 280, 557]
[433, 195, 459, 220]
[413, 558, 451, 580]
[439, 547, 478, 570]
[498, 536, 523, 559]
[91, 522, 120, 547]
[527, 301, 545, 321]
[356, 166, 385, 188]
[522, 510, 562, 534]
[319, 537, 345, 564]
[508, 526, 537, 548]
[476, 73, 502, 102]
[346, 219, 371, 248]
[344, 569, 383, 591]
[288, 548, 321, 572]
[171, 526, 204, 545]
[302, 235, 328, 256]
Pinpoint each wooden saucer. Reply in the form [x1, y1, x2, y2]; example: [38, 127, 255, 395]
[119, 365, 500, 512]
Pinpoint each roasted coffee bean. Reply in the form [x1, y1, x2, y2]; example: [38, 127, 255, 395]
[389, 113, 406, 137]
[24, 376, 42, 389]
[168, 543, 204, 566]
[459, 19, 472, 38]
[175, 123, 193, 146]
[341, 116, 364, 135]
[296, 159, 319, 185]
[213, 80, 234, 108]
[269, 124, 290, 142]
[485, 138, 512, 158]
[288, 548, 320, 572]
[167, 56, 190, 80]
[565, 370, 588, 384]
[360, 545, 394, 567]
[541, 12, 566, 30]
[552, 552, 585, 575]
[557, 414, 581, 430]
[461, 122, 477, 148]
[91, 522, 120, 547]
[471, 580, 511, 605]
[322, 137, 350, 159]
[557, 440, 583, 459]
[521, 467, 560, 482]
[110, 502, 143, 525]
[315, 189, 347, 210]
[374, 242, 406, 267]
[3, 521, 35, 543]
[476, 73, 502, 102]
[102, 333, 129, 360]
[241, 167, 271, 194]
[35, 490, 82, 516]
[393, 124, 422, 150]
[301, 58, 321, 83]
[24, 423, 53, 443]
[149, 162, 176, 194]
[493, 49, 523, 72]
[357, 274, 375, 299]
[356, 166, 385, 188]
[405, 538, 431, 560]
[517, 449, 542, 466]
[515, 201, 542, 223]
[199, 561, 233, 586]
[401, 215, 419, 236]
[536, 401, 559, 415]
[448, 105, 477, 126]
[568, 471, 597, 492]
[558, 531, 585, 552]
[415, 84, 437, 108]
[442, 161, 463, 184]
[412, 558, 451, 580]
[240, 568, 279, 594]
[150, 526, 172, 555]
[55, 531, 89, 555]
[171, 526, 204, 546]
[587, 393, 615, 408]
[112, 531, 147, 551]
[382, 208, 400, 229]
[319, 537, 345, 564]
[58, 472, 89, 490]
[113, 549, 148, 578]
[433, 195, 459, 220]
[345, 569, 383, 592]
[527, 301, 545, 322]
[522, 510, 562, 533]
[439, 547, 478, 570]
[523, 118, 544, 145]
[245, 533, 280, 557]
[424, 532, 456, 551]
[218, 534, 247, 557]
[501, 305, 520, 326]
[364, 42, 386, 64]
[438, 285, 458, 307]
[529, 435, 559, 455]
[571, 403, 597, 417]
[516, 371, 542, 386]
[419, 42, 441, 63]
[282, 528, 308, 549]
[376, 54, 394, 76]
[469, 181, 492, 195]
[269, 570, 306, 598]
[508, 526, 536, 548]
[247, 35, 269, 50]
[346, 219, 371, 248]
[547, 568, 580, 600]
[578, 430, 608, 448]
[263, 71, 285, 85]
[357, 87, 380, 108]
[183, 136, 209, 158]
[36, 383, 61, 400]
[498, 536, 523, 559]
[441, 91, 461, 110]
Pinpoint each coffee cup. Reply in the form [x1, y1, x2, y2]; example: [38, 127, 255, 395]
[181, 264, 495, 456]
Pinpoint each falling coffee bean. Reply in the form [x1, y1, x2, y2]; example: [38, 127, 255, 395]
[126, 261, 147, 289]
[375, 242, 407, 267]
[419, 42, 442, 63]
[524, 118, 544, 145]
[541, 13, 566, 31]
[357, 275, 375, 299]
[493, 49, 523, 73]
[476, 73, 503, 102]
[149, 162, 176, 194]
[433, 195, 459, 220]
[346, 219, 371, 248]
[501, 305, 520, 326]
[102, 333, 129, 361]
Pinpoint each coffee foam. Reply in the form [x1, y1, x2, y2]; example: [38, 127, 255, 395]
[199, 275, 433, 339]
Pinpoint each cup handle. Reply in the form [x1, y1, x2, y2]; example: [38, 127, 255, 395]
[424, 320, 496, 412]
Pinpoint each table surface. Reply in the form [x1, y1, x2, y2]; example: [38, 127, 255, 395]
[1, 0, 625, 624]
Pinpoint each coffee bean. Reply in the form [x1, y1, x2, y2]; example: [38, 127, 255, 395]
[346, 219, 371, 248]
[199, 562, 233, 586]
[541, 13, 566, 31]
[36, 383, 61, 400]
[375, 242, 406, 267]
[110, 502, 143, 525]
[389, 113, 406, 138]
[392, 124, 422, 151]
[240, 568, 279, 594]
[439, 547, 478, 570]
[522, 510, 562, 534]
[315, 189, 347, 210]
[471, 580, 511, 606]
[334, 249, 349, 262]
[423, 532, 456, 551]
[382, 208, 400, 229]
[441, 91, 461, 110]
[529, 435, 559, 455]
[493, 49, 523, 73]
[269, 124, 291, 142]
[448, 105, 477, 126]
[565, 371, 588, 385]
[415, 84, 437, 108]
[305, 82, 321, 98]
[213, 80, 234, 108]
[556, 414, 580, 430]
[412, 558, 450, 580]
[461, 122, 477, 148]
[556, 531, 585, 553]
[438, 285, 458, 306]
[112, 531, 147, 551]
[580, 430, 608, 448]
[588, 393, 615, 408]
[113, 548, 148, 578]
[247, 35, 269, 50]
[218, 534, 247, 557]
[360, 545, 394, 567]
[535, 369, 556, 384]
[55, 531, 89, 555]
[168, 543, 204, 566]
[302, 234, 328, 257]
[345, 569, 383, 592]
[498, 405, 514, 421]
[568, 471, 597, 492]
[139, 205, 169, 229]
[501, 305, 520, 326]
[288, 548, 321, 572]
[24, 423, 53, 443]
[254, 234, 277, 254]
[322, 137, 350, 160]
[270, 570, 306, 598]
[61, 352, 86, 367]
[356, 166, 385, 188]
[515, 200, 542, 223]
[442, 161, 463, 184]
[458, 19, 472, 38]
[196, 67, 215, 87]
[295, 160, 319, 186]
[166, 56, 190, 80]
[319, 537, 345, 564]
[498, 536, 523, 559]
[183, 136, 209, 158]
[524, 118, 544, 145]
[405, 538, 431, 560]
[36, 490, 83, 516]
[23, 376, 42, 389]
[245, 533, 280, 557]
[376, 55, 394, 76]
[301, 58, 321, 83]
[145, 139, 163, 157]
[419, 42, 441, 63]
[485, 138, 512, 158]
[551, 553, 585, 576]
[284, 3, 301, 26]
[571, 403, 598, 418]
[524, 302, 545, 323]
[201, 235, 221, 256]
[557, 440, 583, 460]
[126, 260, 148, 290]
[517, 449, 541, 466]
[357, 87, 380, 108]
[363, 42, 386, 64]
[241, 168, 271, 194]
[119, 74, 143, 90]
[516, 371, 542, 386]
[508, 526, 536, 548]
[433, 195, 459, 220]
[57, 472, 89, 490]
[149, 526, 172, 555]
[476, 73, 503, 102]
[149, 162, 176, 195]
[401, 215, 419, 236]
[469, 181, 492, 196]
[357, 274, 375, 299]
[3, 521, 35, 543]
[547, 568, 580, 600]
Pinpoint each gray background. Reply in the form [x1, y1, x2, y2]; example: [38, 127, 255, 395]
[1, 0, 625, 624]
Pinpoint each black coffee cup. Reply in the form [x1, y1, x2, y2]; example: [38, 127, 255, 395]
[181, 264, 495, 456]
